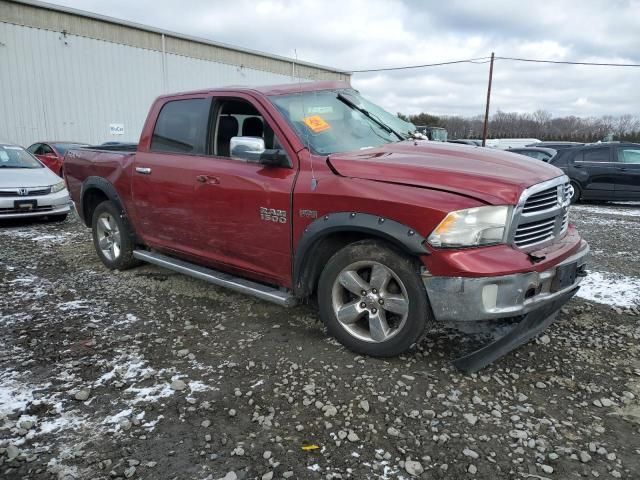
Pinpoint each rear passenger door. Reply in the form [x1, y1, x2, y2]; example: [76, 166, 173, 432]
[614, 146, 640, 199]
[570, 146, 617, 197]
[132, 96, 212, 254]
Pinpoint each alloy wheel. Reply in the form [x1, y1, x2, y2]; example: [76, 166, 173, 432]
[96, 212, 121, 261]
[331, 260, 409, 343]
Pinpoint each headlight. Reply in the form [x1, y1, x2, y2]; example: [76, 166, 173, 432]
[50, 181, 66, 193]
[428, 206, 511, 248]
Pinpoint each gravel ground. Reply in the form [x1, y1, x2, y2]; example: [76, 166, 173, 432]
[1, 203, 640, 480]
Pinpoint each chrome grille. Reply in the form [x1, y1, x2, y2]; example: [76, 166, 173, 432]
[0, 187, 51, 197]
[510, 177, 571, 249]
[522, 187, 558, 213]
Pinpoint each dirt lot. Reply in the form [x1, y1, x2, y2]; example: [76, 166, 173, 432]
[1, 203, 640, 480]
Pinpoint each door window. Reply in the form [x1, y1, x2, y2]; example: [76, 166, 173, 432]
[151, 99, 210, 154]
[578, 148, 611, 163]
[27, 144, 40, 154]
[211, 98, 286, 163]
[618, 147, 640, 164]
[40, 144, 54, 155]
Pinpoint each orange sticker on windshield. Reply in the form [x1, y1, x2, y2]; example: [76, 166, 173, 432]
[303, 115, 331, 133]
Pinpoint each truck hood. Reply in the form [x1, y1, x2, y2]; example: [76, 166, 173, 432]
[0, 167, 61, 188]
[327, 141, 563, 205]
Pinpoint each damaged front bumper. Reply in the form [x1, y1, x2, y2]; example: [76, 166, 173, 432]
[422, 240, 589, 372]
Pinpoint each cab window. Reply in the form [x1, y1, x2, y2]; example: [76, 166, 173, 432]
[211, 98, 286, 163]
[151, 99, 210, 154]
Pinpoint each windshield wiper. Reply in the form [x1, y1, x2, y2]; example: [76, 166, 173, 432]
[337, 93, 405, 141]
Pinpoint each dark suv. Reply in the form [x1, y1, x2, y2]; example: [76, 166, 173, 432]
[550, 142, 640, 202]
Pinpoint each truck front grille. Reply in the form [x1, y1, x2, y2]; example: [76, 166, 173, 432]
[511, 178, 571, 249]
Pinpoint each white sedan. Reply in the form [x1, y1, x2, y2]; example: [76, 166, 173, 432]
[0, 143, 71, 221]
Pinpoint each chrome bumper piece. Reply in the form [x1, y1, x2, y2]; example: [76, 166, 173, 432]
[423, 241, 589, 322]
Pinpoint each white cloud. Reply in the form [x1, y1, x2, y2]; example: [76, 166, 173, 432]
[49, 0, 640, 117]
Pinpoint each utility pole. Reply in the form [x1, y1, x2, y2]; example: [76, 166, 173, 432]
[482, 52, 495, 147]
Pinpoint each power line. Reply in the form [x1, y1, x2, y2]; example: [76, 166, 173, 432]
[349, 57, 490, 73]
[351, 55, 640, 73]
[496, 56, 640, 67]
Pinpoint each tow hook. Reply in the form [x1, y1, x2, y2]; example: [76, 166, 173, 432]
[528, 252, 546, 263]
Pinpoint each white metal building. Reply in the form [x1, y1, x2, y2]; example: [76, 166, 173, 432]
[0, 0, 350, 147]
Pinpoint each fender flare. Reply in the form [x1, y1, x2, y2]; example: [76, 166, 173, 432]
[293, 212, 429, 295]
[79, 176, 128, 226]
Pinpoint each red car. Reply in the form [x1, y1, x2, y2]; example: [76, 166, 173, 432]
[64, 81, 589, 372]
[27, 142, 88, 177]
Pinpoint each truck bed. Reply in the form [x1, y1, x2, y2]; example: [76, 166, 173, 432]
[64, 145, 138, 223]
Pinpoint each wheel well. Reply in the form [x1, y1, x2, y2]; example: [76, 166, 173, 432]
[82, 188, 109, 225]
[295, 232, 419, 298]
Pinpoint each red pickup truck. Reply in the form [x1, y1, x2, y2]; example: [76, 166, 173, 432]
[65, 81, 588, 372]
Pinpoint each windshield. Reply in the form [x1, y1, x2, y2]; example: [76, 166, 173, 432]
[429, 128, 448, 142]
[0, 145, 43, 169]
[53, 143, 87, 155]
[269, 89, 416, 155]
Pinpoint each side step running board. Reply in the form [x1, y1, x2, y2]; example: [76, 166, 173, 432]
[133, 250, 297, 308]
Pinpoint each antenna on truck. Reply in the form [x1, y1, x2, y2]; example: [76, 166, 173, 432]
[294, 49, 318, 191]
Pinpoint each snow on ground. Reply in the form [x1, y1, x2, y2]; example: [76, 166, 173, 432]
[573, 204, 640, 217]
[0, 227, 79, 245]
[577, 271, 640, 308]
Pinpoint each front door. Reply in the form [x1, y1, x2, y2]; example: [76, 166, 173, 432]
[614, 145, 640, 199]
[192, 94, 297, 286]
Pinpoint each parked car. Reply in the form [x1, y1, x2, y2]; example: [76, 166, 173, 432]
[448, 139, 482, 146]
[527, 141, 584, 150]
[550, 142, 640, 203]
[508, 147, 557, 162]
[0, 143, 71, 221]
[27, 141, 88, 177]
[65, 81, 588, 372]
[486, 138, 541, 150]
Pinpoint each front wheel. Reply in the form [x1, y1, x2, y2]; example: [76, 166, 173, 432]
[317, 240, 431, 357]
[91, 201, 139, 270]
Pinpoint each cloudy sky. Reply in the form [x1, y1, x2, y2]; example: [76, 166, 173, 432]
[52, 0, 640, 118]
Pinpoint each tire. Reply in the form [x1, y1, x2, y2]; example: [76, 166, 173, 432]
[91, 201, 139, 270]
[317, 240, 431, 357]
[48, 214, 68, 222]
[569, 181, 581, 204]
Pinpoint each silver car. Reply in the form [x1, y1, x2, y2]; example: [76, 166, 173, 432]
[0, 143, 71, 220]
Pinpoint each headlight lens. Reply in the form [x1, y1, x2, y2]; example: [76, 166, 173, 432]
[428, 206, 511, 248]
[50, 181, 66, 193]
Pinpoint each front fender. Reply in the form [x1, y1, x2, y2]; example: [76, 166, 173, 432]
[293, 212, 429, 296]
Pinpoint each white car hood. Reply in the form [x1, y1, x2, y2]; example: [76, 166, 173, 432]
[0, 167, 61, 188]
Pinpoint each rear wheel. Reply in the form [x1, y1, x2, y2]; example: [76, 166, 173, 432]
[91, 201, 139, 270]
[317, 240, 431, 357]
[569, 181, 581, 204]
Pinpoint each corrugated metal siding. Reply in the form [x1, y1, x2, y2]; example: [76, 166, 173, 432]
[0, 22, 321, 146]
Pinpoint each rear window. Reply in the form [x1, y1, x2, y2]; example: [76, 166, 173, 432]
[151, 99, 210, 154]
[578, 148, 610, 163]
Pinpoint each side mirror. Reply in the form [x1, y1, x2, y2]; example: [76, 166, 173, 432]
[230, 136, 289, 167]
[230, 136, 265, 162]
[44, 153, 57, 159]
[259, 149, 288, 167]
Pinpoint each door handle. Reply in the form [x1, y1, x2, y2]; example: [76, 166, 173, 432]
[196, 175, 220, 184]
[616, 167, 628, 172]
[135, 167, 152, 175]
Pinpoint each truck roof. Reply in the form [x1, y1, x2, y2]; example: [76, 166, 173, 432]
[157, 81, 352, 99]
